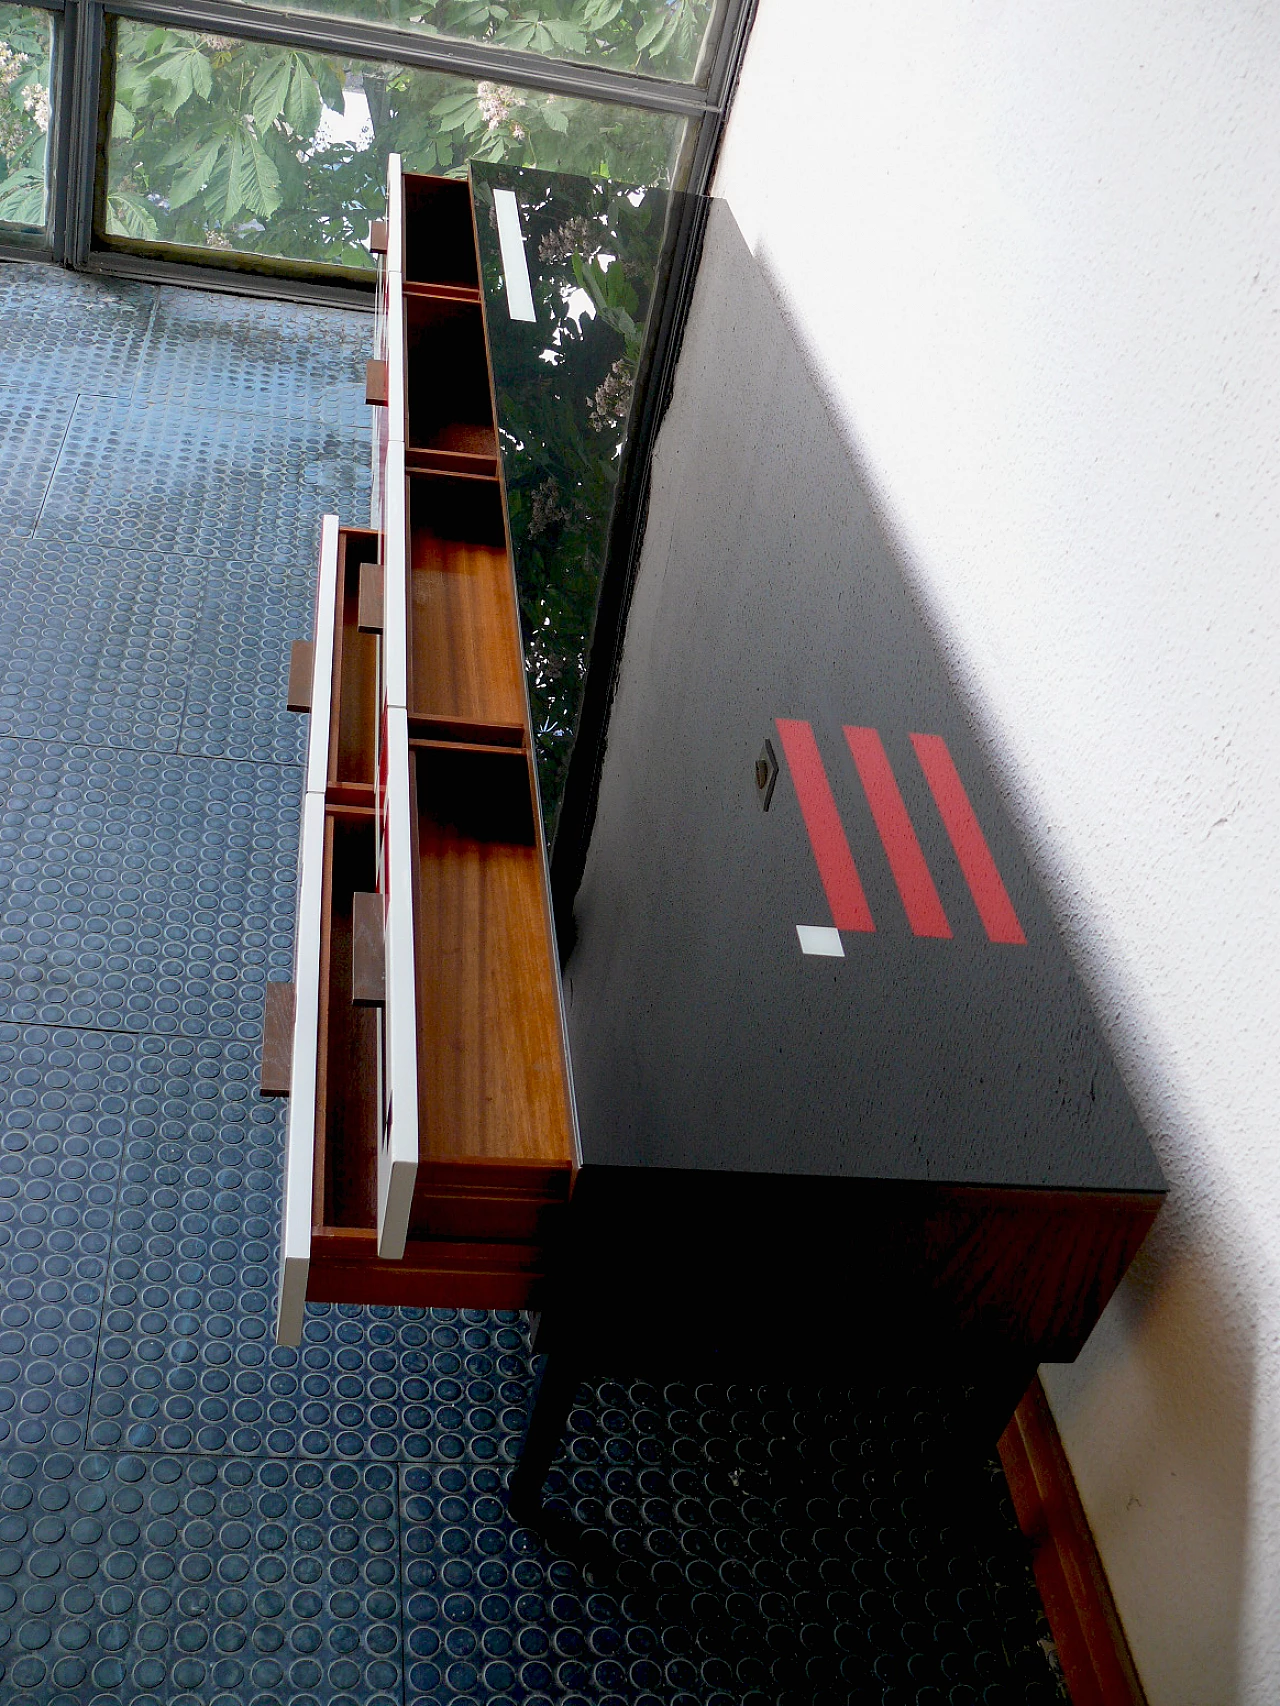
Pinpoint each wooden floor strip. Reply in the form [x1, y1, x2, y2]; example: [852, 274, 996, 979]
[998, 1376, 1148, 1706]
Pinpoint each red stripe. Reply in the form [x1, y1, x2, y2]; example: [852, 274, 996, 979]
[776, 720, 875, 932]
[844, 728, 951, 938]
[910, 733, 1026, 944]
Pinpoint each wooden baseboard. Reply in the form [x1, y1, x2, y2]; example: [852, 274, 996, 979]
[998, 1375, 1148, 1706]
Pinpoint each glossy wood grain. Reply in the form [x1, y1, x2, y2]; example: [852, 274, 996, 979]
[315, 811, 380, 1233]
[408, 476, 526, 729]
[410, 747, 574, 1179]
[329, 533, 379, 794]
[999, 1376, 1149, 1706]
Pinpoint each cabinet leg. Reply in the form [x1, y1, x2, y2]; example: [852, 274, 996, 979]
[509, 1353, 581, 1524]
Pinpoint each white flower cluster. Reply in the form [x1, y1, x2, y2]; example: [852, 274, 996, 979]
[0, 43, 36, 161]
[0, 43, 29, 89]
[21, 80, 49, 132]
[476, 81, 527, 141]
[539, 214, 595, 265]
[589, 356, 634, 433]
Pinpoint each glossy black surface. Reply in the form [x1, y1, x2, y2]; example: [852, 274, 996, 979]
[559, 202, 1164, 1198]
[471, 163, 705, 841]
[0, 260, 1070, 1706]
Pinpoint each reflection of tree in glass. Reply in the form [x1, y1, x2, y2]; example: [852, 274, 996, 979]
[0, 6, 53, 229]
[105, 21, 684, 265]
[396, 0, 715, 81]
[474, 169, 666, 833]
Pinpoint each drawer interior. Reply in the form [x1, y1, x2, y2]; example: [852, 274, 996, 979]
[315, 810, 379, 1233]
[406, 297, 497, 474]
[329, 529, 379, 801]
[408, 472, 526, 736]
[403, 173, 480, 291]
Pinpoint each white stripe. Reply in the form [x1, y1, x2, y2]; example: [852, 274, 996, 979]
[386, 153, 404, 276]
[275, 792, 327, 1346]
[494, 189, 536, 323]
[378, 706, 419, 1259]
[382, 441, 408, 710]
[796, 924, 845, 957]
[304, 515, 339, 798]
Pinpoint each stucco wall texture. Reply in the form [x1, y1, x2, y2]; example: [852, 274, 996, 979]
[714, 2, 1280, 1700]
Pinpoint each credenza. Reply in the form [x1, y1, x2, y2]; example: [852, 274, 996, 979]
[265, 164, 1165, 1521]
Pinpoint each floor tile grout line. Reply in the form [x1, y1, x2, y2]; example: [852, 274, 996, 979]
[125, 289, 162, 407]
[397, 1458, 409, 1706]
[28, 392, 80, 537]
[0, 1014, 278, 1050]
[75, 1040, 137, 1469]
[0, 732, 304, 773]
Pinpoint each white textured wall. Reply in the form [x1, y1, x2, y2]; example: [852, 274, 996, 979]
[714, 3, 1280, 1700]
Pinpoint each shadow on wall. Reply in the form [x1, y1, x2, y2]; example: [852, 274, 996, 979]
[732, 234, 1259, 1706]
[1040, 1187, 1255, 1705]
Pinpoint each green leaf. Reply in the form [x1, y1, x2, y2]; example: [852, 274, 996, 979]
[145, 41, 213, 115]
[283, 60, 323, 139]
[634, 11, 666, 50]
[539, 19, 588, 49]
[229, 131, 283, 221]
[650, 7, 685, 57]
[0, 171, 46, 229]
[167, 138, 224, 210]
[105, 189, 159, 240]
[540, 103, 569, 133]
[430, 90, 480, 123]
[111, 102, 135, 141]
[249, 53, 293, 133]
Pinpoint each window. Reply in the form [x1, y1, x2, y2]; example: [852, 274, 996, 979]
[0, 0, 752, 287]
[0, 2, 54, 236]
[213, 0, 722, 85]
[103, 21, 686, 273]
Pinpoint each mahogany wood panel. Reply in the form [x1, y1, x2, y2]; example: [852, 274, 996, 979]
[287, 182, 575, 1316]
[550, 1171, 1162, 1375]
[408, 476, 526, 729]
[911, 1186, 1163, 1362]
[406, 297, 494, 455]
[414, 714, 524, 748]
[357, 559, 383, 634]
[999, 1376, 1148, 1706]
[404, 280, 482, 306]
[316, 813, 380, 1232]
[351, 890, 385, 1007]
[403, 173, 480, 288]
[407, 1184, 566, 1244]
[330, 539, 378, 793]
[410, 750, 574, 1180]
[260, 981, 295, 1096]
[286, 640, 313, 712]
[365, 359, 389, 406]
[309, 1225, 546, 1311]
[407, 446, 499, 480]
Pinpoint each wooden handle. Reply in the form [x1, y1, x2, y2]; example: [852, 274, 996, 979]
[357, 559, 384, 633]
[286, 640, 314, 712]
[365, 358, 389, 406]
[260, 982, 296, 1096]
[352, 892, 386, 1007]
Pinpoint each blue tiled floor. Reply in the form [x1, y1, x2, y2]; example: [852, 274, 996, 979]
[0, 259, 1066, 1706]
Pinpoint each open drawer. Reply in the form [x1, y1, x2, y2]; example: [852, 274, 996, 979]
[273, 480, 574, 1340]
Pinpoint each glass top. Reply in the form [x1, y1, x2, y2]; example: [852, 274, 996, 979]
[470, 161, 704, 842]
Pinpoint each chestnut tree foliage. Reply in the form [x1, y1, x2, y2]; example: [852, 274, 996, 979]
[101, 1, 708, 264]
[0, 4, 53, 229]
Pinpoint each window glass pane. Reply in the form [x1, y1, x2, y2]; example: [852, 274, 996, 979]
[0, 3, 53, 232]
[220, 0, 720, 87]
[105, 21, 687, 269]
